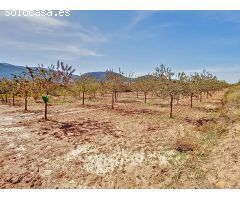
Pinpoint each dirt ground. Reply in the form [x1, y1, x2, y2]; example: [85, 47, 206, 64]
[0, 91, 239, 188]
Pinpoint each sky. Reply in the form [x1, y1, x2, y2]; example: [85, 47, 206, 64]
[0, 10, 240, 83]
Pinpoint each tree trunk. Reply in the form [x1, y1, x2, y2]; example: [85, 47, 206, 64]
[170, 95, 174, 118]
[144, 92, 147, 104]
[200, 93, 202, 102]
[25, 93, 28, 111]
[5, 94, 8, 102]
[115, 91, 117, 102]
[190, 94, 193, 108]
[94, 91, 96, 98]
[137, 91, 138, 98]
[82, 91, 85, 106]
[111, 91, 114, 109]
[44, 102, 48, 120]
[12, 93, 15, 106]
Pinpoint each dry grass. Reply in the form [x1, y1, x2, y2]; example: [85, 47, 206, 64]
[223, 84, 240, 105]
[174, 136, 198, 152]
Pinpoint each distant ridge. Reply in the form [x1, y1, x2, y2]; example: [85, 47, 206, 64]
[79, 71, 128, 81]
[0, 63, 28, 79]
[0, 63, 127, 81]
[79, 71, 108, 81]
[0, 63, 81, 80]
[0, 62, 149, 81]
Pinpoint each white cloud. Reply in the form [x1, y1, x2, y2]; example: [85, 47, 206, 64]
[114, 22, 171, 41]
[63, 31, 107, 45]
[0, 39, 102, 57]
[0, 11, 106, 60]
[23, 15, 68, 27]
[0, 10, 107, 44]
[128, 11, 158, 29]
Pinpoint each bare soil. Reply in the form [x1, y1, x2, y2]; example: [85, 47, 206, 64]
[0, 91, 239, 188]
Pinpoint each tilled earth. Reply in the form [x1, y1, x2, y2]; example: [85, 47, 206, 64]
[0, 91, 238, 188]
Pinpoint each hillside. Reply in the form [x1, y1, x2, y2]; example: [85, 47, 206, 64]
[0, 62, 157, 82]
[0, 63, 106, 81]
[0, 63, 79, 80]
[0, 63, 27, 79]
[79, 71, 133, 81]
[79, 72, 108, 81]
[0, 63, 135, 81]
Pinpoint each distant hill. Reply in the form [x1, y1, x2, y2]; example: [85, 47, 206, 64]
[0, 63, 118, 81]
[0, 63, 80, 80]
[0, 63, 28, 79]
[134, 74, 156, 81]
[79, 72, 108, 81]
[79, 71, 130, 81]
[0, 62, 149, 82]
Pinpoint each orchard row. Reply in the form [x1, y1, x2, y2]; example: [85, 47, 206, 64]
[0, 62, 228, 119]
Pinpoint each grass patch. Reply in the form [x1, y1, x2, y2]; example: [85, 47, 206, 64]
[223, 84, 240, 105]
[198, 120, 227, 149]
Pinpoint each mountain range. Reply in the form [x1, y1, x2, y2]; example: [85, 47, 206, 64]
[0, 63, 109, 81]
[0, 63, 29, 79]
[0, 63, 152, 81]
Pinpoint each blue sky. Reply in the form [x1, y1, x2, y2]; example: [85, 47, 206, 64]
[0, 11, 240, 83]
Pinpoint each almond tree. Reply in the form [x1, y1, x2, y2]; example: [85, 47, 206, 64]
[0, 79, 4, 102]
[99, 81, 108, 97]
[176, 72, 188, 105]
[197, 71, 207, 102]
[154, 65, 180, 118]
[0, 78, 6, 102]
[200, 70, 218, 99]
[187, 73, 202, 108]
[131, 77, 142, 98]
[9, 77, 18, 106]
[153, 64, 170, 102]
[163, 69, 179, 118]
[14, 74, 32, 111]
[87, 77, 99, 98]
[125, 71, 134, 93]
[26, 66, 53, 118]
[106, 69, 125, 109]
[138, 75, 155, 104]
[0, 78, 11, 103]
[26, 61, 75, 119]
[75, 76, 96, 106]
[45, 61, 74, 119]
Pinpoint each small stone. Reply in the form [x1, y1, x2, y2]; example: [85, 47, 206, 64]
[215, 181, 226, 188]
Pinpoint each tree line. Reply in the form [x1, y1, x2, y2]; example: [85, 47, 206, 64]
[0, 62, 228, 119]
